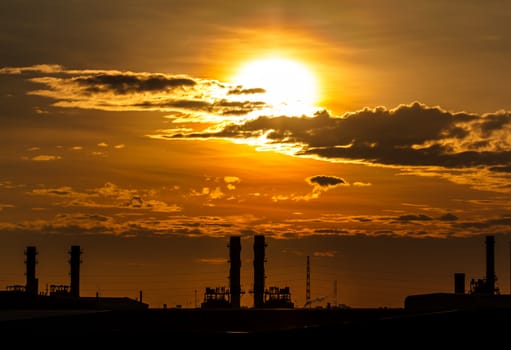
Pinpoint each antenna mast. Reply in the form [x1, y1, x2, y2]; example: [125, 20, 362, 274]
[306, 256, 311, 305]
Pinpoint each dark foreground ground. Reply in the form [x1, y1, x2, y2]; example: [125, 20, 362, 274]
[1, 307, 509, 346]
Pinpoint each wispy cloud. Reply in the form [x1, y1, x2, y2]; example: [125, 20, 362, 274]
[28, 155, 61, 161]
[28, 182, 181, 213]
[196, 258, 228, 265]
[0, 65, 269, 122]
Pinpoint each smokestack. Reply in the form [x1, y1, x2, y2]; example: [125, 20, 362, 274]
[229, 236, 241, 308]
[69, 245, 82, 298]
[486, 235, 495, 294]
[454, 273, 465, 294]
[25, 246, 38, 296]
[253, 235, 266, 308]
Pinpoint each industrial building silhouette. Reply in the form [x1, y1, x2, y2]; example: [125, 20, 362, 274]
[405, 234, 511, 311]
[201, 234, 294, 309]
[2, 233, 510, 314]
[0, 245, 147, 310]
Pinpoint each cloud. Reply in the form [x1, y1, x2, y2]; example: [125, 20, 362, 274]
[1, 65, 269, 120]
[0, 64, 64, 74]
[97, 142, 108, 147]
[28, 183, 181, 213]
[353, 182, 372, 187]
[438, 213, 458, 221]
[0, 204, 14, 211]
[29, 155, 61, 161]
[196, 258, 228, 265]
[313, 250, 336, 257]
[228, 86, 266, 95]
[396, 214, 433, 221]
[163, 102, 511, 193]
[307, 175, 345, 188]
[224, 176, 240, 190]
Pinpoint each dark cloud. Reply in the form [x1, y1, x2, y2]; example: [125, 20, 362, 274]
[228, 86, 266, 95]
[307, 175, 345, 187]
[489, 165, 511, 173]
[75, 74, 197, 94]
[455, 217, 511, 229]
[438, 213, 458, 221]
[396, 214, 433, 221]
[314, 229, 349, 234]
[172, 102, 511, 170]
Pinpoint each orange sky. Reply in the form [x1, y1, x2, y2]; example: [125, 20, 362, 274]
[1, 0, 511, 308]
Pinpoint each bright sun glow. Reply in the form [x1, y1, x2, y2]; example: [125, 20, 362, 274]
[233, 58, 319, 115]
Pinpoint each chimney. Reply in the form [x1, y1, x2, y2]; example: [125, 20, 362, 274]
[69, 245, 82, 298]
[229, 236, 241, 308]
[454, 273, 465, 294]
[253, 235, 266, 308]
[486, 235, 495, 294]
[25, 246, 38, 296]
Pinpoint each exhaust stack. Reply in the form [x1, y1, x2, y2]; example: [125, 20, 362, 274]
[253, 235, 266, 308]
[229, 236, 241, 308]
[25, 246, 38, 296]
[69, 245, 82, 298]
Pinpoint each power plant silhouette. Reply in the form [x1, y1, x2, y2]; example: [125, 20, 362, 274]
[405, 234, 511, 311]
[0, 235, 295, 311]
[1, 234, 511, 340]
[0, 245, 148, 310]
[201, 235, 294, 309]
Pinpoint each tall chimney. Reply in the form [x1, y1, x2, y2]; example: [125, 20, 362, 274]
[69, 245, 82, 298]
[253, 235, 266, 308]
[486, 235, 495, 294]
[25, 246, 38, 296]
[229, 236, 241, 308]
[454, 273, 465, 294]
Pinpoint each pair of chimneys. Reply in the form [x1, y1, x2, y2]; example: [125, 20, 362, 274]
[24, 245, 82, 297]
[228, 235, 267, 308]
[454, 235, 497, 295]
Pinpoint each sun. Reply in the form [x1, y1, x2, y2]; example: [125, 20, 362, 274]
[232, 57, 319, 115]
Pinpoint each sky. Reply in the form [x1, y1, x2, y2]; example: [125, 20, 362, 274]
[1, 0, 511, 309]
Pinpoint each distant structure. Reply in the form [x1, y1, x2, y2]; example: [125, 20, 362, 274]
[229, 236, 241, 308]
[305, 255, 311, 306]
[470, 235, 498, 295]
[201, 236, 244, 309]
[405, 235, 511, 312]
[201, 234, 293, 309]
[0, 245, 148, 310]
[25, 246, 38, 297]
[70, 245, 82, 298]
[253, 235, 266, 308]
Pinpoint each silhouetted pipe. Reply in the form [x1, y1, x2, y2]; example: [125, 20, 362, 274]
[229, 236, 241, 308]
[486, 235, 495, 294]
[69, 245, 82, 298]
[25, 246, 38, 296]
[253, 235, 266, 308]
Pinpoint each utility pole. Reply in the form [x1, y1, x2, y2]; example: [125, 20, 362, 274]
[306, 256, 311, 306]
[334, 279, 338, 307]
